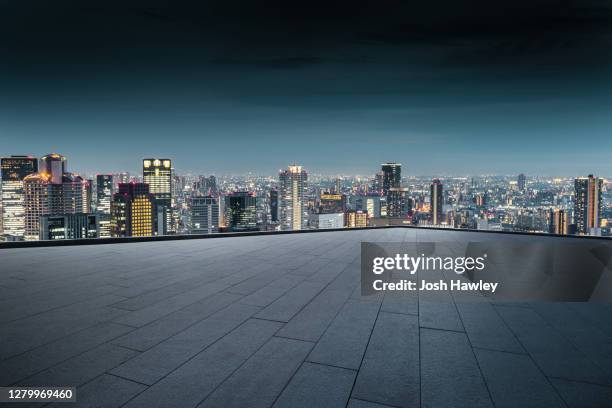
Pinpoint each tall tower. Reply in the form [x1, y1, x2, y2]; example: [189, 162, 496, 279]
[549, 209, 568, 235]
[518, 173, 526, 192]
[1, 155, 38, 240]
[143, 159, 172, 235]
[269, 189, 279, 222]
[381, 163, 401, 195]
[23, 153, 84, 241]
[574, 174, 603, 236]
[110, 183, 156, 237]
[279, 165, 308, 230]
[430, 179, 443, 225]
[225, 191, 258, 231]
[190, 196, 219, 234]
[96, 174, 114, 238]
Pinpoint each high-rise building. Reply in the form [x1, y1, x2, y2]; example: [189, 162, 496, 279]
[80, 178, 92, 213]
[225, 191, 257, 231]
[279, 165, 308, 230]
[346, 210, 368, 228]
[269, 189, 279, 222]
[309, 213, 344, 229]
[190, 196, 219, 234]
[110, 183, 156, 237]
[549, 209, 569, 235]
[574, 174, 603, 236]
[518, 173, 527, 191]
[143, 158, 172, 235]
[381, 163, 401, 195]
[40, 213, 98, 240]
[387, 187, 410, 217]
[319, 194, 346, 214]
[430, 179, 443, 225]
[23, 154, 84, 241]
[381, 163, 402, 217]
[96, 174, 113, 238]
[1, 155, 38, 240]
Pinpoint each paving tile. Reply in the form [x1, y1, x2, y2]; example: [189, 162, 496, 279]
[48, 374, 147, 408]
[551, 378, 612, 408]
[112, 292, 241, 351]
[123, 318, 282, 408]
[0, 321, 134, 385]
[475, 348, 564, 408]
[352, 312, 420, 408]
[111, 302, 260, 385]
[198, 337, 313, 408]
[18, 343, 138, 387]
[347, 399, 397, 408]
[276, 288, 353, 342]
[255, 281, 326, 322]
[456, 301, 523, 353]
[112, 282, 229, 327]
[420, 328, 492, 408]
[273, 362, 356, 408]
[307, 300, 379, 370]
[496, 305, 612, 385]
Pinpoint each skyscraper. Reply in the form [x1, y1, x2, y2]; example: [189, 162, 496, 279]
[387, 187, 410, 217]
[279, 165, 308, 231]
[1, 155, 38, 240]
[110, 182, 156, 237]
[269, 189, 279, 223]
[23, 153, 85, 241]
[190, 196, 219, 234]
[518, 173, 526, 192]
[430, 179, 443, 225]
[96, 174, 113, 238]
[225, 191, 257, 231]
[549, 209, 568, 235]
[574, 174, 603, 236]
[346, 210, 368, 228]
[319, 194, 346, 214]
[381, 163, 401, 195]
[143, 158, 172, 235]
[381, 163, 402, 217]
[40, 213, 98, 240]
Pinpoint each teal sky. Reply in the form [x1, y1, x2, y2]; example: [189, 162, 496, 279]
[2, 1, 612, 177]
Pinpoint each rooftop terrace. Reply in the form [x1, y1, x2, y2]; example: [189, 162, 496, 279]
[1, 228, 612, 407]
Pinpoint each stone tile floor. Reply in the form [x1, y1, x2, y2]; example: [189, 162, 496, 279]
[1, 228, 611, 407]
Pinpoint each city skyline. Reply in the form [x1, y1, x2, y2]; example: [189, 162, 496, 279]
[3, 1, 612, 175]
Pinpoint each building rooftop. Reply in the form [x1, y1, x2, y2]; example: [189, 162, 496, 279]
[1, 228, 612, 407]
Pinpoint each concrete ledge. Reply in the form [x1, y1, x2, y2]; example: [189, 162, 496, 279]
[0, 225, 609, 249]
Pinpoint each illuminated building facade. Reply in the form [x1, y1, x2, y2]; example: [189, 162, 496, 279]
[40, 213, 98, 240]
[269, 189, 279, 222]
[346, 210, 368, 228]
[518, 173, 527, 191]
[96, 174, 113, 238]
[430, 179, 443, 225]
[23, 154, 86, 241]
[279, 165, 308, 230]
[110, 183, 156, 237]
[319, 194, 346, 214]
[1, 155, 38, 240]
[310, 212, 344, 229]
[143, 158, 172, 235]
[226, 191, 257, 231]
[574, 174, 603, 236]
[549, 209, 568, 235]
[190, 196, 219, 234]
[381, 163, 401, 194]
[387, 187, 410, 217]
